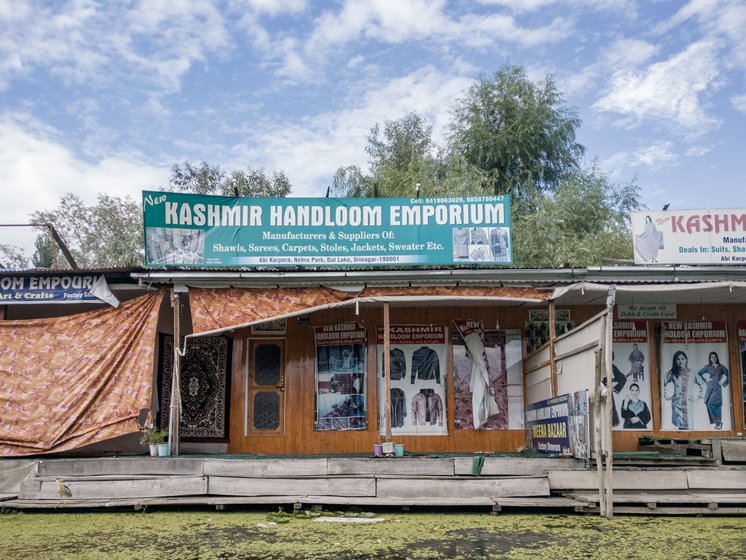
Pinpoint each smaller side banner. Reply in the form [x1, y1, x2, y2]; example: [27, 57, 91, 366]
[314, 323, 367, 431]
[632, 209, 746, 265]
[0, 275, 119, 306]
[526, 395, 572, 455]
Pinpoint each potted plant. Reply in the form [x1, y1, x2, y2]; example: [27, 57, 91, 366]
[140, 426, 168, 456]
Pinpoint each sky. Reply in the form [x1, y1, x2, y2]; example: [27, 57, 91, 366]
[1, 0, 745, 257]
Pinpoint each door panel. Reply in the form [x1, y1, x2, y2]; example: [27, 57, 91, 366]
[247, 339, 285, 435]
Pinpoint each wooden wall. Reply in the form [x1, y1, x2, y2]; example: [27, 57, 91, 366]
[227, 303, 601, 455]
[227, 301, 745, 455]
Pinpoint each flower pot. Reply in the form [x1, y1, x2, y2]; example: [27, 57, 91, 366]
[373, 444, 383, 457]
[394, 443, 405, 457]
[149, 443, 158, 457]
[157, 443, 170, 457]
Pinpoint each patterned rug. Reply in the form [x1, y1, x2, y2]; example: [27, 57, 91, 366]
[160, 335, 230, 439]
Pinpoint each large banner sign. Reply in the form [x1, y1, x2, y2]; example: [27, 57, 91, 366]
[143, 191, 512, 267]
[632, 209, 746, 265]
[660, 321, 732, 431]
[0, 274, 119, 306]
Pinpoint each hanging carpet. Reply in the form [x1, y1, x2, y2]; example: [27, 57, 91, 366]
[159, 335, 230, 439]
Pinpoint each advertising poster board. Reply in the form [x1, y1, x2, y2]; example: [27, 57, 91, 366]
[660, 321, 732, 431]
[452, 321, 524, 430]
[738, 321, 746, 427]
[612, 321, 652, 431]
[377, 325, 448, 435]
[526, 394, 572, 455]
[631, 209, 746, 265]
[314, 323, 367, 431]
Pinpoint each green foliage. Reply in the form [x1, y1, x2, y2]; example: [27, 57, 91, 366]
[0, 244, 30, 269]
[448, 64, 584, 209]
[32, 231, 54, 268]
[139, 426, 167, 445]
[512, 166, 641, 267]
[31, 193, 144, 269]
[169, 161, 292, 198]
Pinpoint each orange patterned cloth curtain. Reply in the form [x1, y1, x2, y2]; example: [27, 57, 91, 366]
[189, 285, 549, 335]
[0, 291, 163, 456]
[190, 287, 353, 334]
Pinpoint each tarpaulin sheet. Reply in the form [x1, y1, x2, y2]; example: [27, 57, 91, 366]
[0, 291, 163, 456]
[189, 286, 549, 336]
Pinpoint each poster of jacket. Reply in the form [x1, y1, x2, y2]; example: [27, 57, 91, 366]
[314, 322, 367, 431]
[377, 325, 448, 435]
[452, 320, 524, 430]
[738, 321, 746, 427]
[612, 321, 652, 431]
[660, 321, 731, 432]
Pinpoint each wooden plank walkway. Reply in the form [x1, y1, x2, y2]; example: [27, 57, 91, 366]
[1, 454, 744, 515]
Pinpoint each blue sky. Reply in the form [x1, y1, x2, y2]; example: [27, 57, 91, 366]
[2, 0, 745, 255]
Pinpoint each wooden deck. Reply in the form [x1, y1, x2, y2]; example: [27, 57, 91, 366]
[1, 452, 745, 515]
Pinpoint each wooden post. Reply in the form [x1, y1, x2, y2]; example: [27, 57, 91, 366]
[593, 341, 606, 517]
[169, 290, 181, 456]
[603, 286, 616, 519]
[549, 301, 558, 397]
[383, 302, 392, 442]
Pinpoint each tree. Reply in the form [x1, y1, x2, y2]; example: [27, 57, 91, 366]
[332, 112, 441, 198]
[448, 64, 584, 210]
[32, 231, 54, 268]
[31, 194, 143, 269]
[0, 244, 29, 269]
[169, 161, 292, 198]
[511, 166, 641, 267]
[330, 165, 372, 198]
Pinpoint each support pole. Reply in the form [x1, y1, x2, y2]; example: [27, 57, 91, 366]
[383, 302, 392, 442]
[593, 342, 606, 517]
[603, 286, 616, 519]
[169, 290, 181, 456]
[549, 301, 558, 397]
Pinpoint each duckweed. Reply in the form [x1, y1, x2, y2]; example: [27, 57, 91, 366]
[1, 508, 744, 559]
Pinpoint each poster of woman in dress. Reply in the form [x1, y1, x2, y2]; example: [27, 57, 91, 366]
[612, 321, 652, 431]
[314, 323, 367, 431]
[377, 325, 448, 436]
[633, 215, 663, 263]
[659, 321, 731, 431]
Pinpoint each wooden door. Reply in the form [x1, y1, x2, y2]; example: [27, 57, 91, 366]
[246, 338, 285, 436]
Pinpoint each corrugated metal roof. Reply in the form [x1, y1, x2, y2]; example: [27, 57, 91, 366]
[131, 265, 746, 289]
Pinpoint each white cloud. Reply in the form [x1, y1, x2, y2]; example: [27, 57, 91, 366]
[562, 37, 658, 96]
[0, 2, 231, 92]
[594, 40, 720, 136]
[228, 67, 472, 196]
[0, 116, 167, 255]
[633, 142, 679, 168]
[273, 0, 572, 80]
[732, 94, 746, 114]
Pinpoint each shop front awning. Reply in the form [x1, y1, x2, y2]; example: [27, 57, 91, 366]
[550, 281, 746, 305]
[188, 285, 550, 337]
